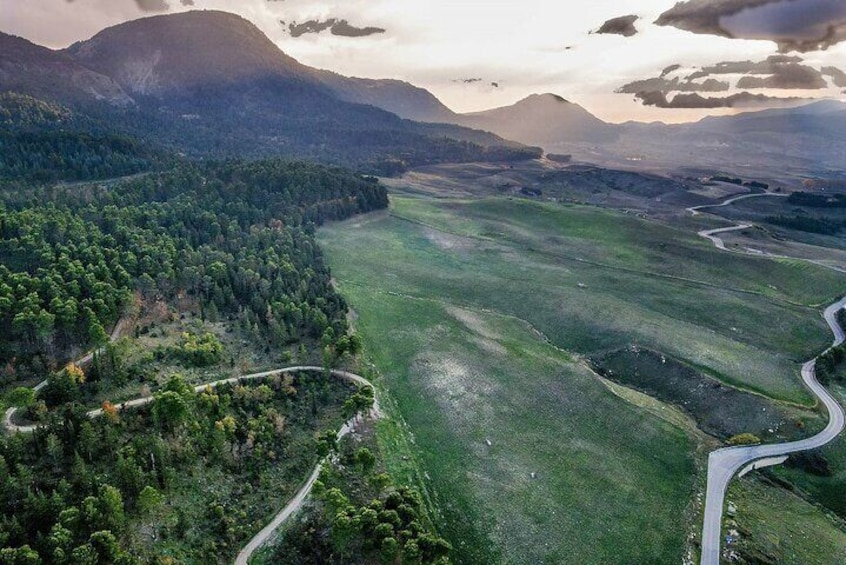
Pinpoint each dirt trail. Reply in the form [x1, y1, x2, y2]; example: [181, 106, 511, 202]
[3, 359, 379, 565]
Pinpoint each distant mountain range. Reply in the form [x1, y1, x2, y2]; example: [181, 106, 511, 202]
[445, 94, 845, 176]
[1, 9, 843, 177]
[0, 11, 538, 173]
[312, 59, 846, 176]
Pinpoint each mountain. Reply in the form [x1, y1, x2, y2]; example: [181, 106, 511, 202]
[456, 93, 619, 145]
[64, 11, 315, 97]
[590, 99, 846, 175]
[314, 70, 458, 123]
[0, 32, 132, 107]
[691, 99, 846, 139]
[0, 11, 539, 172]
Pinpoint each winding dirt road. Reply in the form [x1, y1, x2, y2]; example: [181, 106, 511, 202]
[692, 193, 846, 565]
[3, 360, 379, 565]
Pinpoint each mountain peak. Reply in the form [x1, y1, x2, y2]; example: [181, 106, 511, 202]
[459, 92, 615, 146]
[64, 10, 313, 96]
[521, 93, 572, 105]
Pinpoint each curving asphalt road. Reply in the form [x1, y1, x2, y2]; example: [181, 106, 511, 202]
[698, 224, 753, 252]
[693, 193, 846, 565]
[686, 192, 787, 217]
[3, 361, 379, 565]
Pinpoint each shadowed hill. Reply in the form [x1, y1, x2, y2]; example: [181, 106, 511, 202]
[0, 11, 539, 172]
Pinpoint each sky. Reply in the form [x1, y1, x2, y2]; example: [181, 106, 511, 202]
[3, 0, 846, 123]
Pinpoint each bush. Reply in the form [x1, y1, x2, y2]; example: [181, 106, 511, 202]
[174, 332, 223, 367]
[727, 433, 762, 446]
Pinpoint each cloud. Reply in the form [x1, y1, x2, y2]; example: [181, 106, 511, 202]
[822, 66, 846, 87]
[634, 90, 806, 109]
[622, 54, 829, 110]
[617, 76, 729, 94]
[450, 77, 502, 91]
[655, 0, 846, 53]
[660, 64, 682, 78]
[594, 15, 638, 37]
[736, 65, 826, 89]
[287, 18, 385, 39]
[66, 0, 192, 11]
[330, 20, 386, 38]
[687, 55, 827, 89]
[134, 0, 168, 10]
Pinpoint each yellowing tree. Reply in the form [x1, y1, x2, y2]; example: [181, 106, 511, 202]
[66, 362, 86, 385]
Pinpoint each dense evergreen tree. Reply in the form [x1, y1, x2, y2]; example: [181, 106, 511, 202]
[0, 159, 387, 381]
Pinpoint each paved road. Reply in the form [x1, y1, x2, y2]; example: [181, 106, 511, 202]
[698, 224, 753, 251]
[693, 193, 846, 565]
[700, 297, 846, 564]
[686, 192, 787, 217]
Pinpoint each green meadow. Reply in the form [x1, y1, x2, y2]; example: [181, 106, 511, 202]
[319, 192, 846, 563]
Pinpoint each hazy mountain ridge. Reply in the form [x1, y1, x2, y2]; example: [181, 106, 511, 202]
[314, 69, 459, 123]
[2, 8, 843, 177]
[0, 33, 133, 107]
[457, 93, 619, 144]
[0, 10, 539, 173]
[323, 78, 846, 175]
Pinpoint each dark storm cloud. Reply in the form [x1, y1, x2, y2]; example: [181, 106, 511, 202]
[331, 20, 386, 38]
[288, 19, 334, 37]
[635, 90, 806, 109]
[594, 15, 639, 37]
[655, 0, 846, 52]
[287, 18, 386, 38]
[134, 0, 169, 10]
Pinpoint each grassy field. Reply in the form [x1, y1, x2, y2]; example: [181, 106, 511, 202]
[334, 292, 696, 564]
[773, 386, 846, 520]
[318, 187, 846, 563]
[726, 476, 846, 564]
[331, 196, 843, 403]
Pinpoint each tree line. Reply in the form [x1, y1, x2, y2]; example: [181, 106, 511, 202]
[0, 159, 387, 383]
